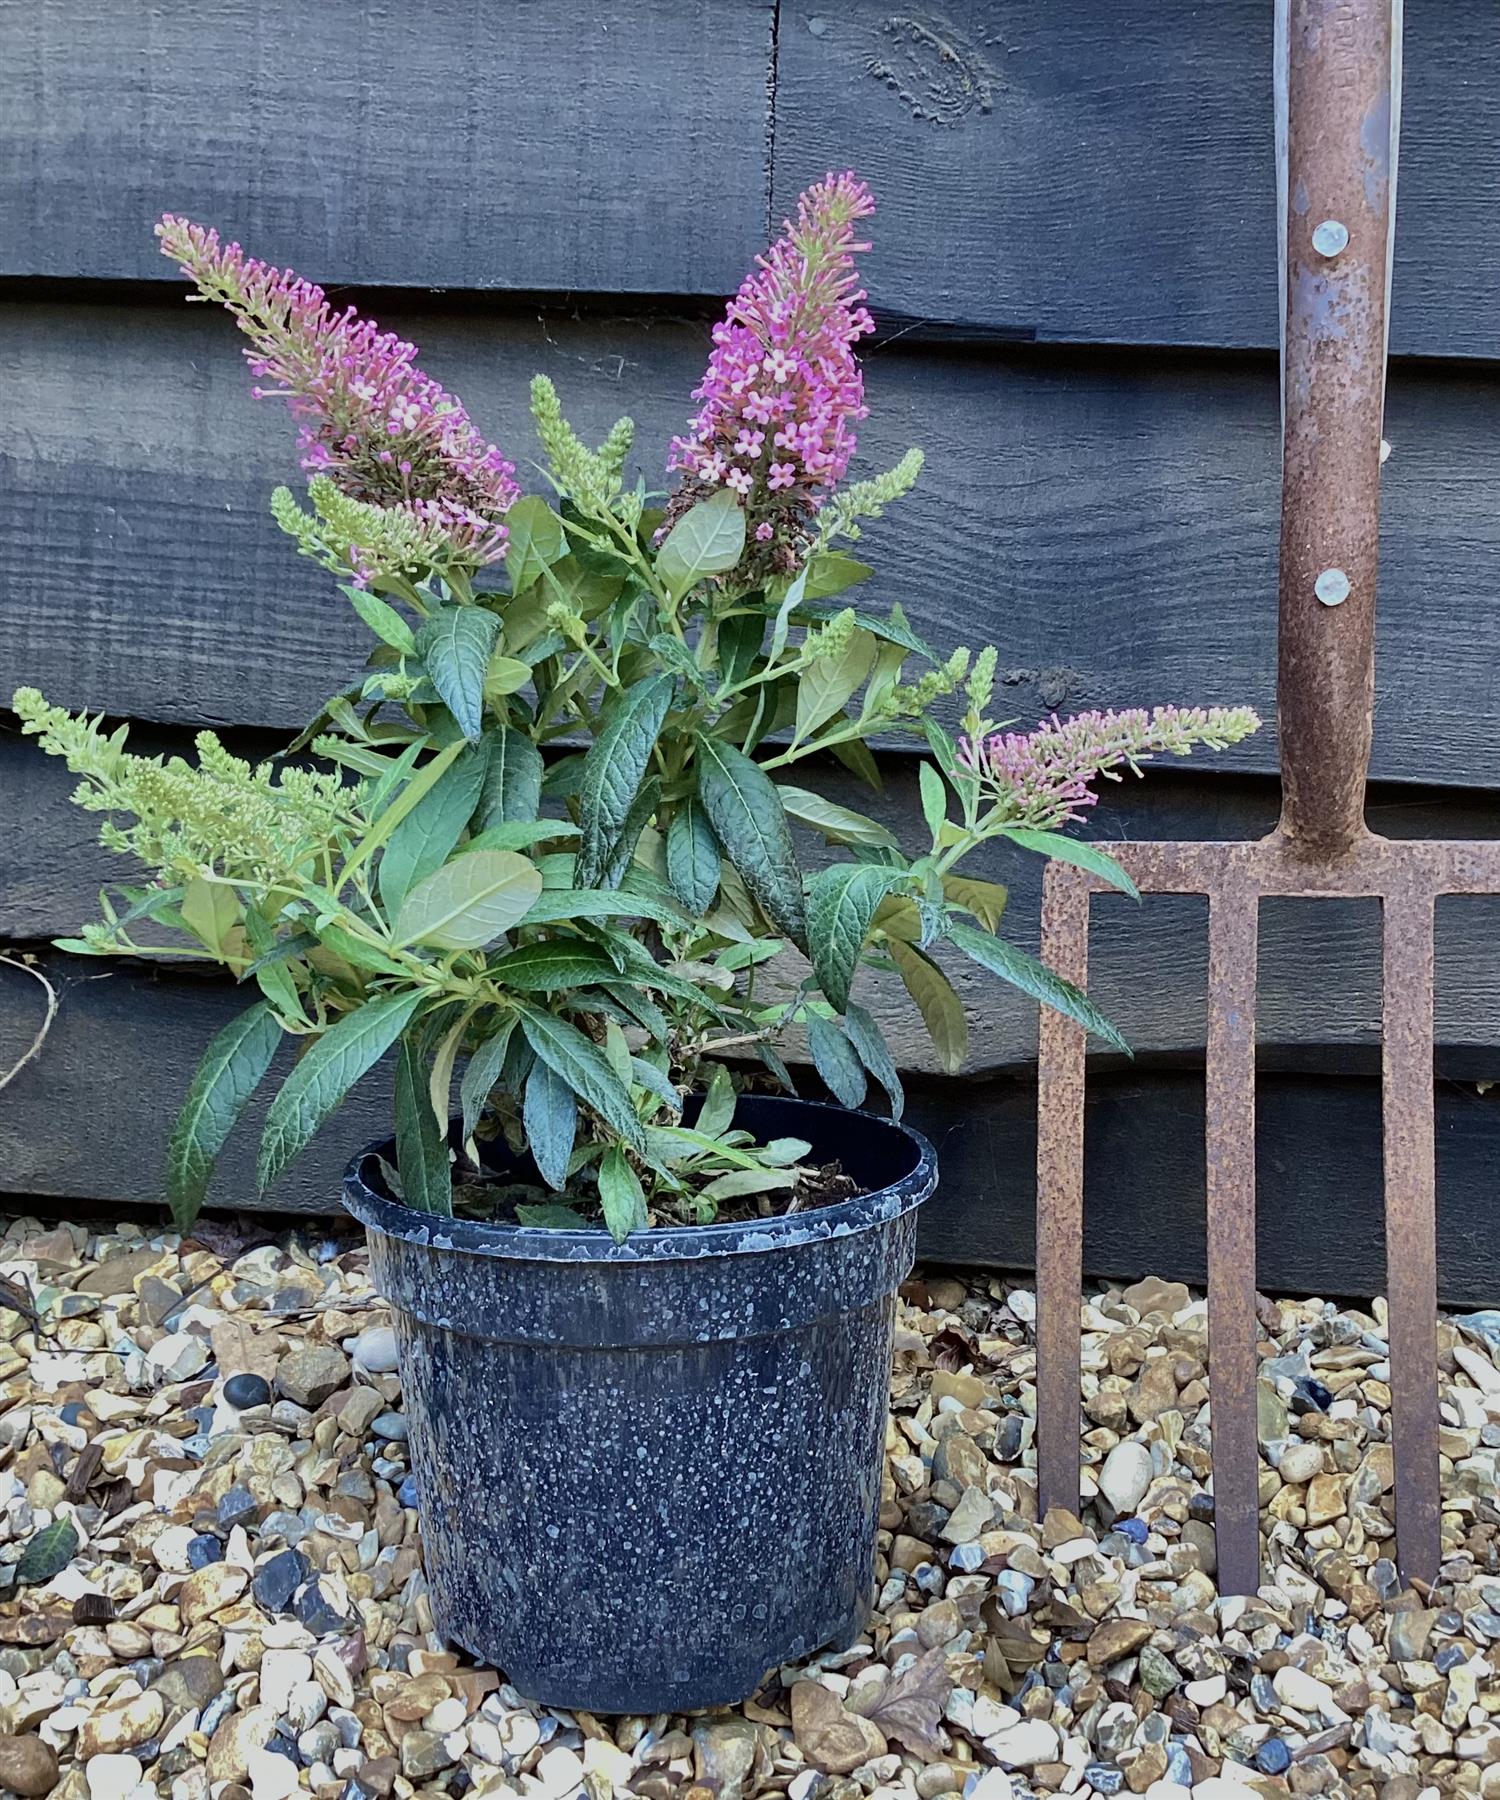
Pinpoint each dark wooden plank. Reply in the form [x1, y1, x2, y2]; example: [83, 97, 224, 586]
[0, 954, 390, 1217]
[909, 1070, 1500, 1311]
[8, 301, 1500, 785]
[4, 955, 1498, 1306]
[0, 0, 772, 296]
[7, 731, 1500, 1070]
[773, 0, 1500, 358]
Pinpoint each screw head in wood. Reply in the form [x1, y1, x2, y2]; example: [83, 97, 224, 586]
[1315, 568, 1351, 607]
[1312, 219, 1350, 257]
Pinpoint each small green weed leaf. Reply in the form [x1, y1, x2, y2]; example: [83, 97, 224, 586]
[515, 1202, 588, 1228]
[16, 1516, 78, 1585]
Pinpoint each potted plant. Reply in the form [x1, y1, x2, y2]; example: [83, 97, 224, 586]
[13, 174, 1258, 1713]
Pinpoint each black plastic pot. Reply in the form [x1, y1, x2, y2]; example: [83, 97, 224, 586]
[341, 1093, 937, 1714]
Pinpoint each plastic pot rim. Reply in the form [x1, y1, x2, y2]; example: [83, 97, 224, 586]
[342, 1093, 937, 1267]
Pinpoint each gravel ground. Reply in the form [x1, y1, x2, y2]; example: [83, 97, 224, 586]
[3, 1215, 1500, 1800]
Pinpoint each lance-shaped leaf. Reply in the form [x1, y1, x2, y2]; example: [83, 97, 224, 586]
[598, 1144, 649, 1242]
[394, 1036, 452, 1215]
[941, 873, 1009, 932]
[576, 674, 675, 887]
[655, 488, 746, 597]
[778, 785, 900, 851]
[519, 1007, 646, 1152]
[518, 887, 691, 929]
[806, 1014, 868, 1108]
[666, 796, 722, 915]
[475, 725, 544, 829]
[806, 863, 909, 1013]
[415, 605, 501, 742]
[459, 1017, 516, 1141]
[695, 737, 807, 946]
[796, 627, 877, 742]
[524, 1058, 578, 1191]
[889, 938, 968, 1074]
[345, 585, 417, 653]
[166, 1002, 283, 1229]
[946, 919, 1131, 1055]
[489, 940, 623, 993]
[378, 739, 491, 919]
[259, 990, 426, 1189]
[999, 826, 1141, 900]
[505, 495, 569, 592]
[843, 1001, 905, 1120]
[393, 850, 543, 950]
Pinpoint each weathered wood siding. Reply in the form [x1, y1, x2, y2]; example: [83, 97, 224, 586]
[3, 0, 1498, 1293]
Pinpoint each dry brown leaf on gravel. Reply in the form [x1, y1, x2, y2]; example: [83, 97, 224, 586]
[862, 1647, 953, 1759]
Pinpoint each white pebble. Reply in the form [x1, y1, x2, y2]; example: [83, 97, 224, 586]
[86, 1756, 143, 1800]
[350, 1325, 400, 1373]
[1098, 1440, 1153, 1514]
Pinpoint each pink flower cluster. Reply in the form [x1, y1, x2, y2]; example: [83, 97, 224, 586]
[157, 217, 519, 577]
[960, 706, 1263, 829]
[668, 172, 877, 566]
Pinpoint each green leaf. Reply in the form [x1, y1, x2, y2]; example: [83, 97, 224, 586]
[999, 827, 1142, 900]
[718, 611, 765, 686]
[889, 938, 968, 1074]
[946, 919, 1131, 1055]
[801, 552, 874, 599]
[806, 1013, 868, 1108]
[465, 819, 579, 853]
[600, 774, 660, 890]
[394, 1037, 452, 1215]
[919, 762, 948, 837]
[490, 940, 622, 992]
[700, 1166, 796, 1204]
[314, 923, 411, 979]
[778, 785, 900, 851]
[393, 850, 544, 950]
[378, 740, 490, 919]
[598, 1144, 648, 1242]
[843, 1001, 905, 1120]
[576, 674, 675, 888]
[524, 1058, 578, 1191]
[166, 1002, 282, 1229]
[243, 913, 305, 1022]
[346, 586, 417, 653]
[16, 1516, 79, 1586]
[518, 886, 690, 930]
[181, 877, 241, 958]
[666, 797, 721, 915]
[415, 605, 501, 742]
[921, 717, 965, 785]
[483, 652, 534, 702]
[649, 633, 709, 689]
[796, 628, 877, 741]
[806, 864, 909, 1013]
[519, 1008, 646, 1151]
[259, 991, 425, 1189]
[343, 737, 466, 888]
[505, 495, 569, 592]
[459, 1017, 516, 1140]
[475, 726, 545, 829]
[797, 600, 935, 661]
[941, 874, 1009, 932]
[695, 1063, 737, 1139]
[768, 566, 808, 663]
[656, 488, 746, 596]
[695, 737, 807, 946]
[515, 1202, 588, 1228]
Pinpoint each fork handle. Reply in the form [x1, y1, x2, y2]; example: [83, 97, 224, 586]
[1274, 0, 1401, 855]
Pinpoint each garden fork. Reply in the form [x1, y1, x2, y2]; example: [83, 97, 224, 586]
[1033, 0, 1498, 1593]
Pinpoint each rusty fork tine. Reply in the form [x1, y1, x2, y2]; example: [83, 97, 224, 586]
[1204, 882, 1262, 1595]
[1382, 882, 1442, 1584]
[1036, 860, 1089, 1519]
